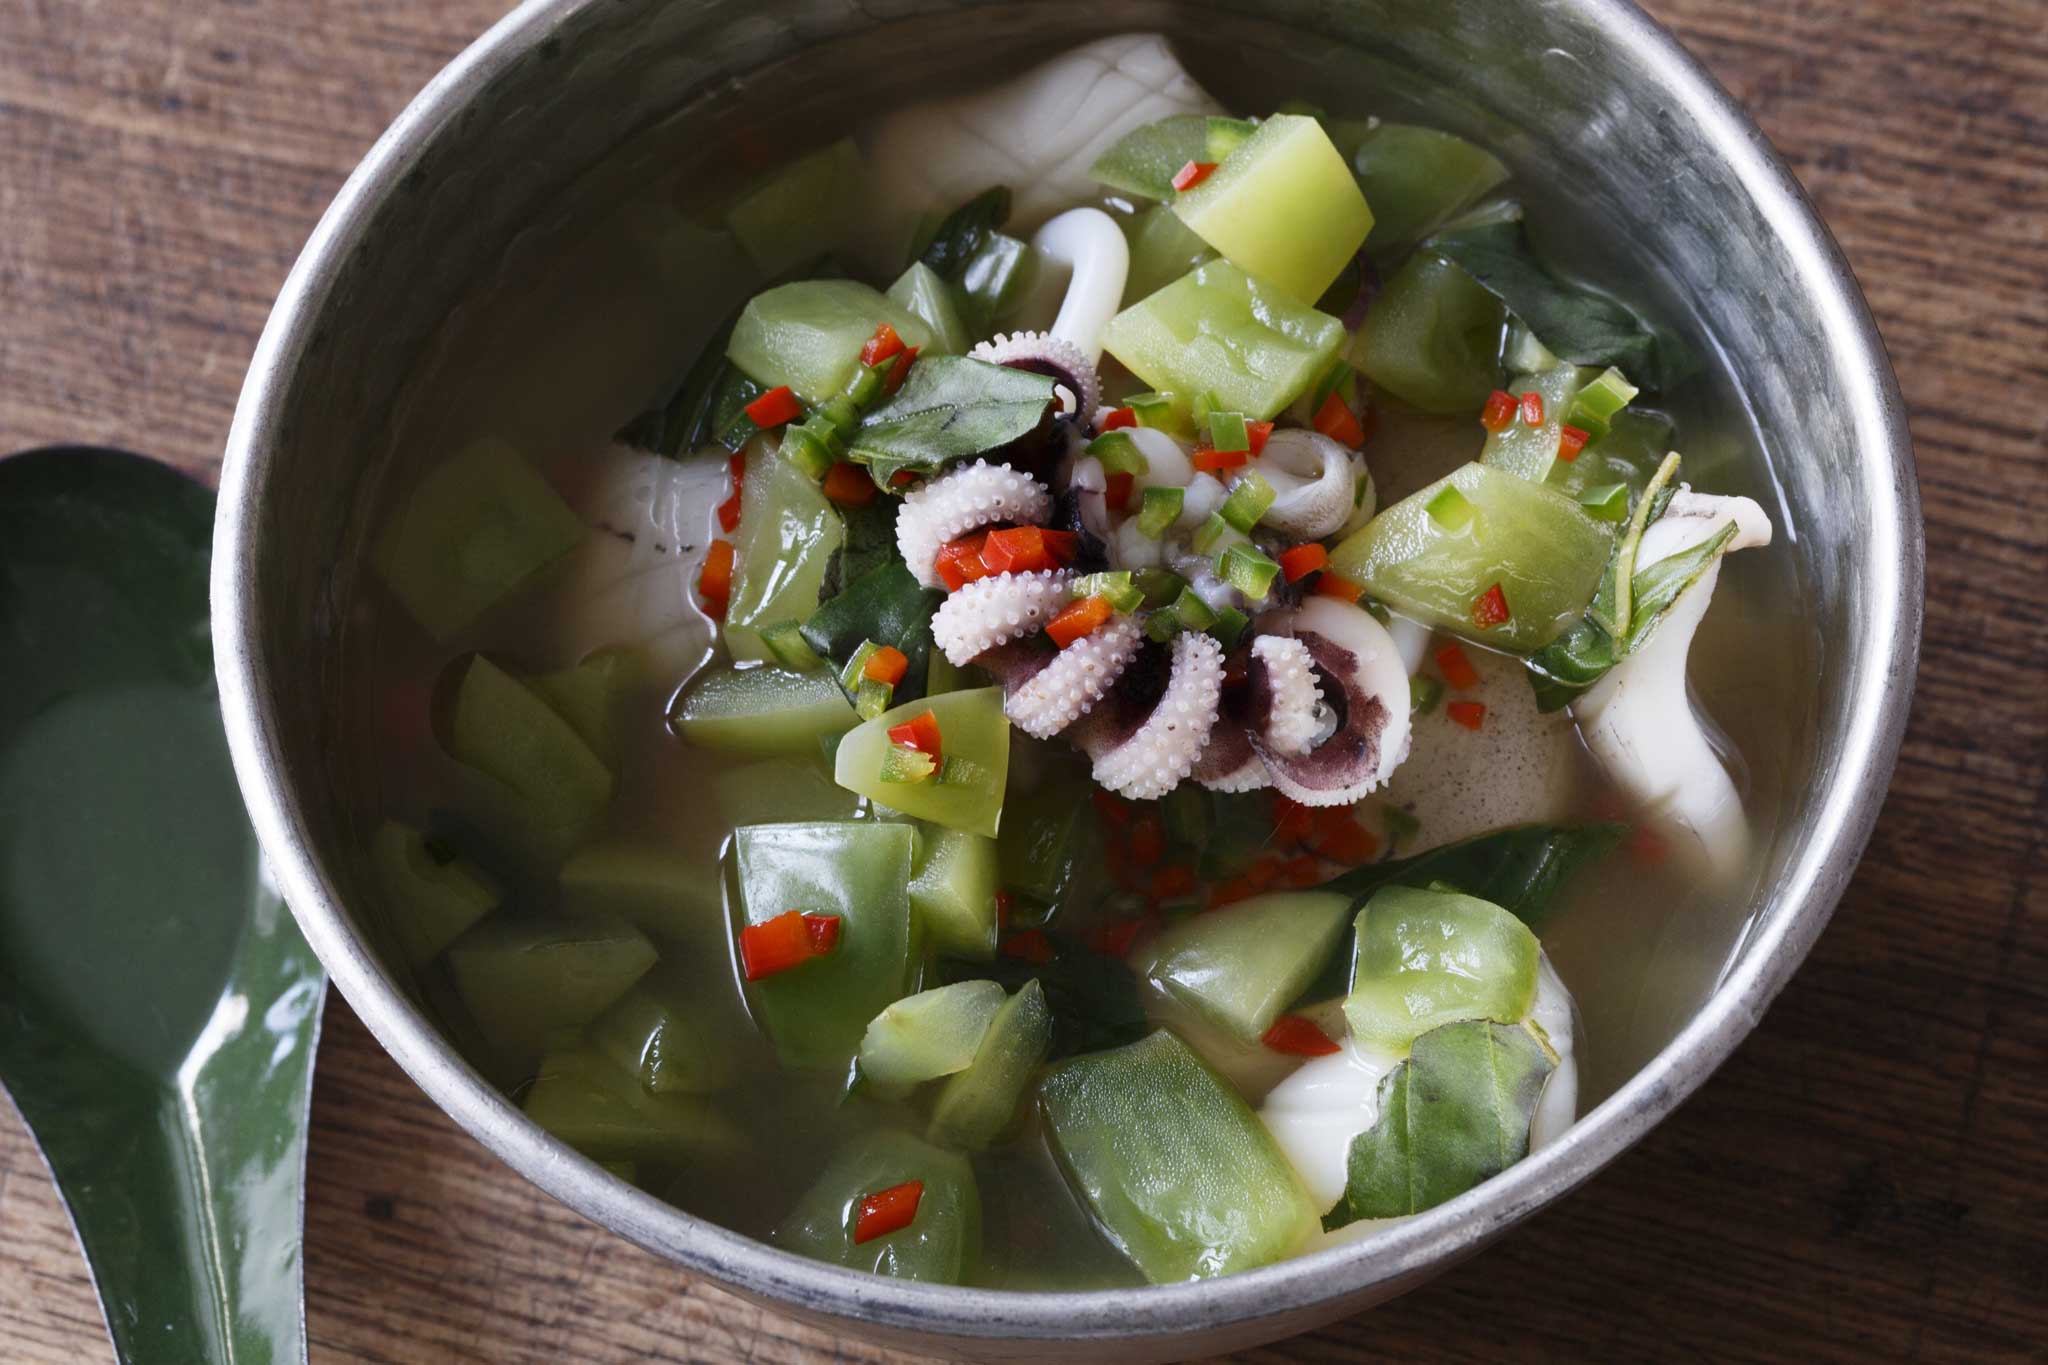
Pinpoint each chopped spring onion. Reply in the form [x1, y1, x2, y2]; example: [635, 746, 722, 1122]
[1046, 596, 1115, 648]
[745, 385, 804, 429]
[1124, 391, 1191, 436]
[1136, 485, 1185, 539]
[780, 419, 840, 480]
[1218, 543, 1282, 600]
[1209, 604, 1251, 650]
[1409, 674, 1445, 714]
[1277, 542, 1328, 583]
[852, 1179, 924, 1245]
[1564, 366, 1639, 441]
[840, 642, 900, 717]
[1470, 583, 1512, 630]
[1219, 472, 1276, 532]
[1086, 431, 1150, 477]
[843, 362, 884, 409]
[1072, 572, 1144, 614]
[1579, 482, 1630, 522]
[1479, 389, 1516, 434]
[1424, 485, 1476, 532]
[1209, 410, 1250, 455]
[818, 394, 862, 438]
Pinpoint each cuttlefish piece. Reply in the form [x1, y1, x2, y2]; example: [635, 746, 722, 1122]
[1572, 489, 1773, 885]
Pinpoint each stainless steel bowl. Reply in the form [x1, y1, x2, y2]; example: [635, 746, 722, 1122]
[213, 1, 1922, 1358]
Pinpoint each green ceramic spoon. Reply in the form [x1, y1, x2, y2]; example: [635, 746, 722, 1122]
[0, 447, 325, 1364]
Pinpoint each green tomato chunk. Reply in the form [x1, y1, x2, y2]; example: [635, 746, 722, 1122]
[927, 979, 1052, 1152]
[1102, 260, 1345, 422]
[730, 821, 915, 1070]
[723, 447, 844, 664]
[1328, 461, 1611, 652]
[834, 687, 1010, 838]
[773, 1128, 981, 1284]
[1134, 889, 1352, 1043]
[909, 824, 1002, 959]
[1342, 884, 1541, 1051]
[858, 981, 1006, 1092]
[444, 655, 613, 863]
[1346, 252, 1506, 415]
[1039, 1030, 1318, 1282]
[522, 1044, 743, 1165]
[669, 663, 857, 757]
[726, 279, 934, 407]
[368, 820, 500, 970]
[445, 913, 656, 1066]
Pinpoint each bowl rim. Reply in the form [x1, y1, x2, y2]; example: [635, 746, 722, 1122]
[214, 0, 1923, 1342]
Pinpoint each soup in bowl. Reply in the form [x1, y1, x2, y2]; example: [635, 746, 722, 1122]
[216, 1, 1918, 1358]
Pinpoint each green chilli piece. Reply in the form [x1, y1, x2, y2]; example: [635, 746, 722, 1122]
[1425, 484, 1476, 532]
[880, 744, 938, 784]
[369, 821, 500, 969]
[372, 438, 586, 641]
[1219, 472, 1276, 532]
[1208, 410, 1250, 455]
[1086, 431, 1150, 477]
[1209, 605, 1251, 651]
[1409, 674, 1445, 715]
[1217, 543, 1281, 600]
[1565, 366, 1640, 441]
[1124, 390, 1194, 437]
[1578, 482, 1631, 522]
[1136, 485, 1185, 539]
[1072, 571, 1144, 614]
[1341, 884, 1541, 1051]
[1191, 511, 1236, 555]
[759, 620, 825, 673]
[1038, 1030, 1318, 1282]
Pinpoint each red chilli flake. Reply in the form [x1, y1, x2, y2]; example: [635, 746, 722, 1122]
[744, 385, 803, 429]
[1262, 1014, 1341, 1057]
[1192, 446, 1249, 474]
[1246, 420, 1274, 456]
[1312, 571, 1364, 604]
[1312, 391, 1365, 448]
[1435, 643, 1481, 691]
[884, 345, 919, 396]
[1147, 863, 1196, 901]
[863, 646, 910, 686]
[1171, 160, 1218, 192]
[1047, 595, 1115, 648]
[886, 709, 943, 759]
[860, 322, 906, 368]
[1092, 790, 1132, 827]
[1100, 406, 1138, 432]
[1278, 543, 1328, 583]
[1105, 471, 1135, 513]
[1480, 389, 1516, 433]
[738, 909, 840, 980]
[1520, 391, 1545, 425]
[1447, 700, 1487, 731]
[822, 461, 877, 506]
[1559, 425, 1590, 461]
[1000, 928, 1055, 965]
[852, 1180, 924, 1245]
[1471, 583, 1512, 630]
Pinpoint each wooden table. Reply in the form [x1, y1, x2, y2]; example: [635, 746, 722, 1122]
[2, 1, 2042, 1359]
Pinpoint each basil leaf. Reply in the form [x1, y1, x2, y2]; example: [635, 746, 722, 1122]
[918, 186, 1011, 280]
[615, 310, 763, 458]
[1525, 618, 1620, 713]
[1326, 1019, 1555, 1227]
[938, 932, 1148, 1061]
[1319, 823, 1624, 930]
[1623, 522, 1738, 652]
[799, 560, 942, 705]
[1426, 209, 1697, 392]
[1589, 451, 1683, 640]
[847, 356, 1057, 480]
[818, 495, 901, 602]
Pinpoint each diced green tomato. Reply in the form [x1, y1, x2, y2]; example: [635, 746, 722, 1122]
[858, 980, 1007, 1091]
[1342, 884, 1541, 1051]
[1171, 115, 1373, 306]
[1334, 122, 1510, 259]
[997, 782, 1084, 905]
[1124, 389, 1195, 438]
[587, 965, 741, 1095]
[528, 647, 635, 767]
[1578, 482, 1631, 522]
[446, 914, 656, 1065]
[372, 438, 585, 640]
[1346, 252, 1506, 415]
[1217, 543, 1281, 600]
[1102, 260, 1345, 422]
[1329, 462, 1612, 651]
[1136, 485, 1184, 539]
[725, 138, 865, 277]
[1501, 319, 1561, 375]
[669, 663, 857, 757]
[1209, 604, 1250, 650]
[928, 980, 1052, 1151]
[723, 447, 844, 662]
[773, 1129, 981, 1283]
[1481, 366, 1585, 483]
[726, 280, 935, 407]
[711, 757, 860, 828]
[908, 825, 1002, 959]
[369, 820, 499, 969]
[1119, 204, 1217, 306]
[445, 655, 613, 862]
[522, 1045, 743, 1164]
[1219, 472, 1275, 532]
[881, 743, 938, 784]
[731, 821, 915, 1070]
[885, 261, 970, 356]
[559, 841, 724, 947]
[834, 688, 1009, 837]
[1038, 1030, 1318, 1282]
[1133, 889, 1353, 1042]
[1089, 114, 1261, 200]
[758, 619, 825, 673]
[1564, 365, 1639, 440]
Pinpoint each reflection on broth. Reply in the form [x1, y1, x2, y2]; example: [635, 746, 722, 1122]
[343, 33, 1809, 1290]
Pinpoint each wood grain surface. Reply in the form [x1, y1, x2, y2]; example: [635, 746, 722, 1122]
[2, 0, 2043, 1360]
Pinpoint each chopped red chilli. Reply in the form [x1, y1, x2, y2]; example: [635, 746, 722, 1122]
[852, 1180, 924, 1245]
[744, 385, 803, 429]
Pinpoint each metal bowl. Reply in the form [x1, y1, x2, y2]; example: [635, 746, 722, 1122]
[213, 1, 1921, 1358]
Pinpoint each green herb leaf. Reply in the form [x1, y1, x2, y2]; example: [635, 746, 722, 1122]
[1326, 1019, 1555, 1226]
[1319, 823, 1625, 931]
[1589, 451, 1683, 639]
[846, 356, 1057, 480]
[939, 933, 1148, 1061]
[916, 188, 1035, 335]
[615, 309, 764, 457]
[801, 561, 943, 706]
[818, 496, 900, 601]
[1426, 208, 1697, 391]
[918, 186, 1011, 280]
